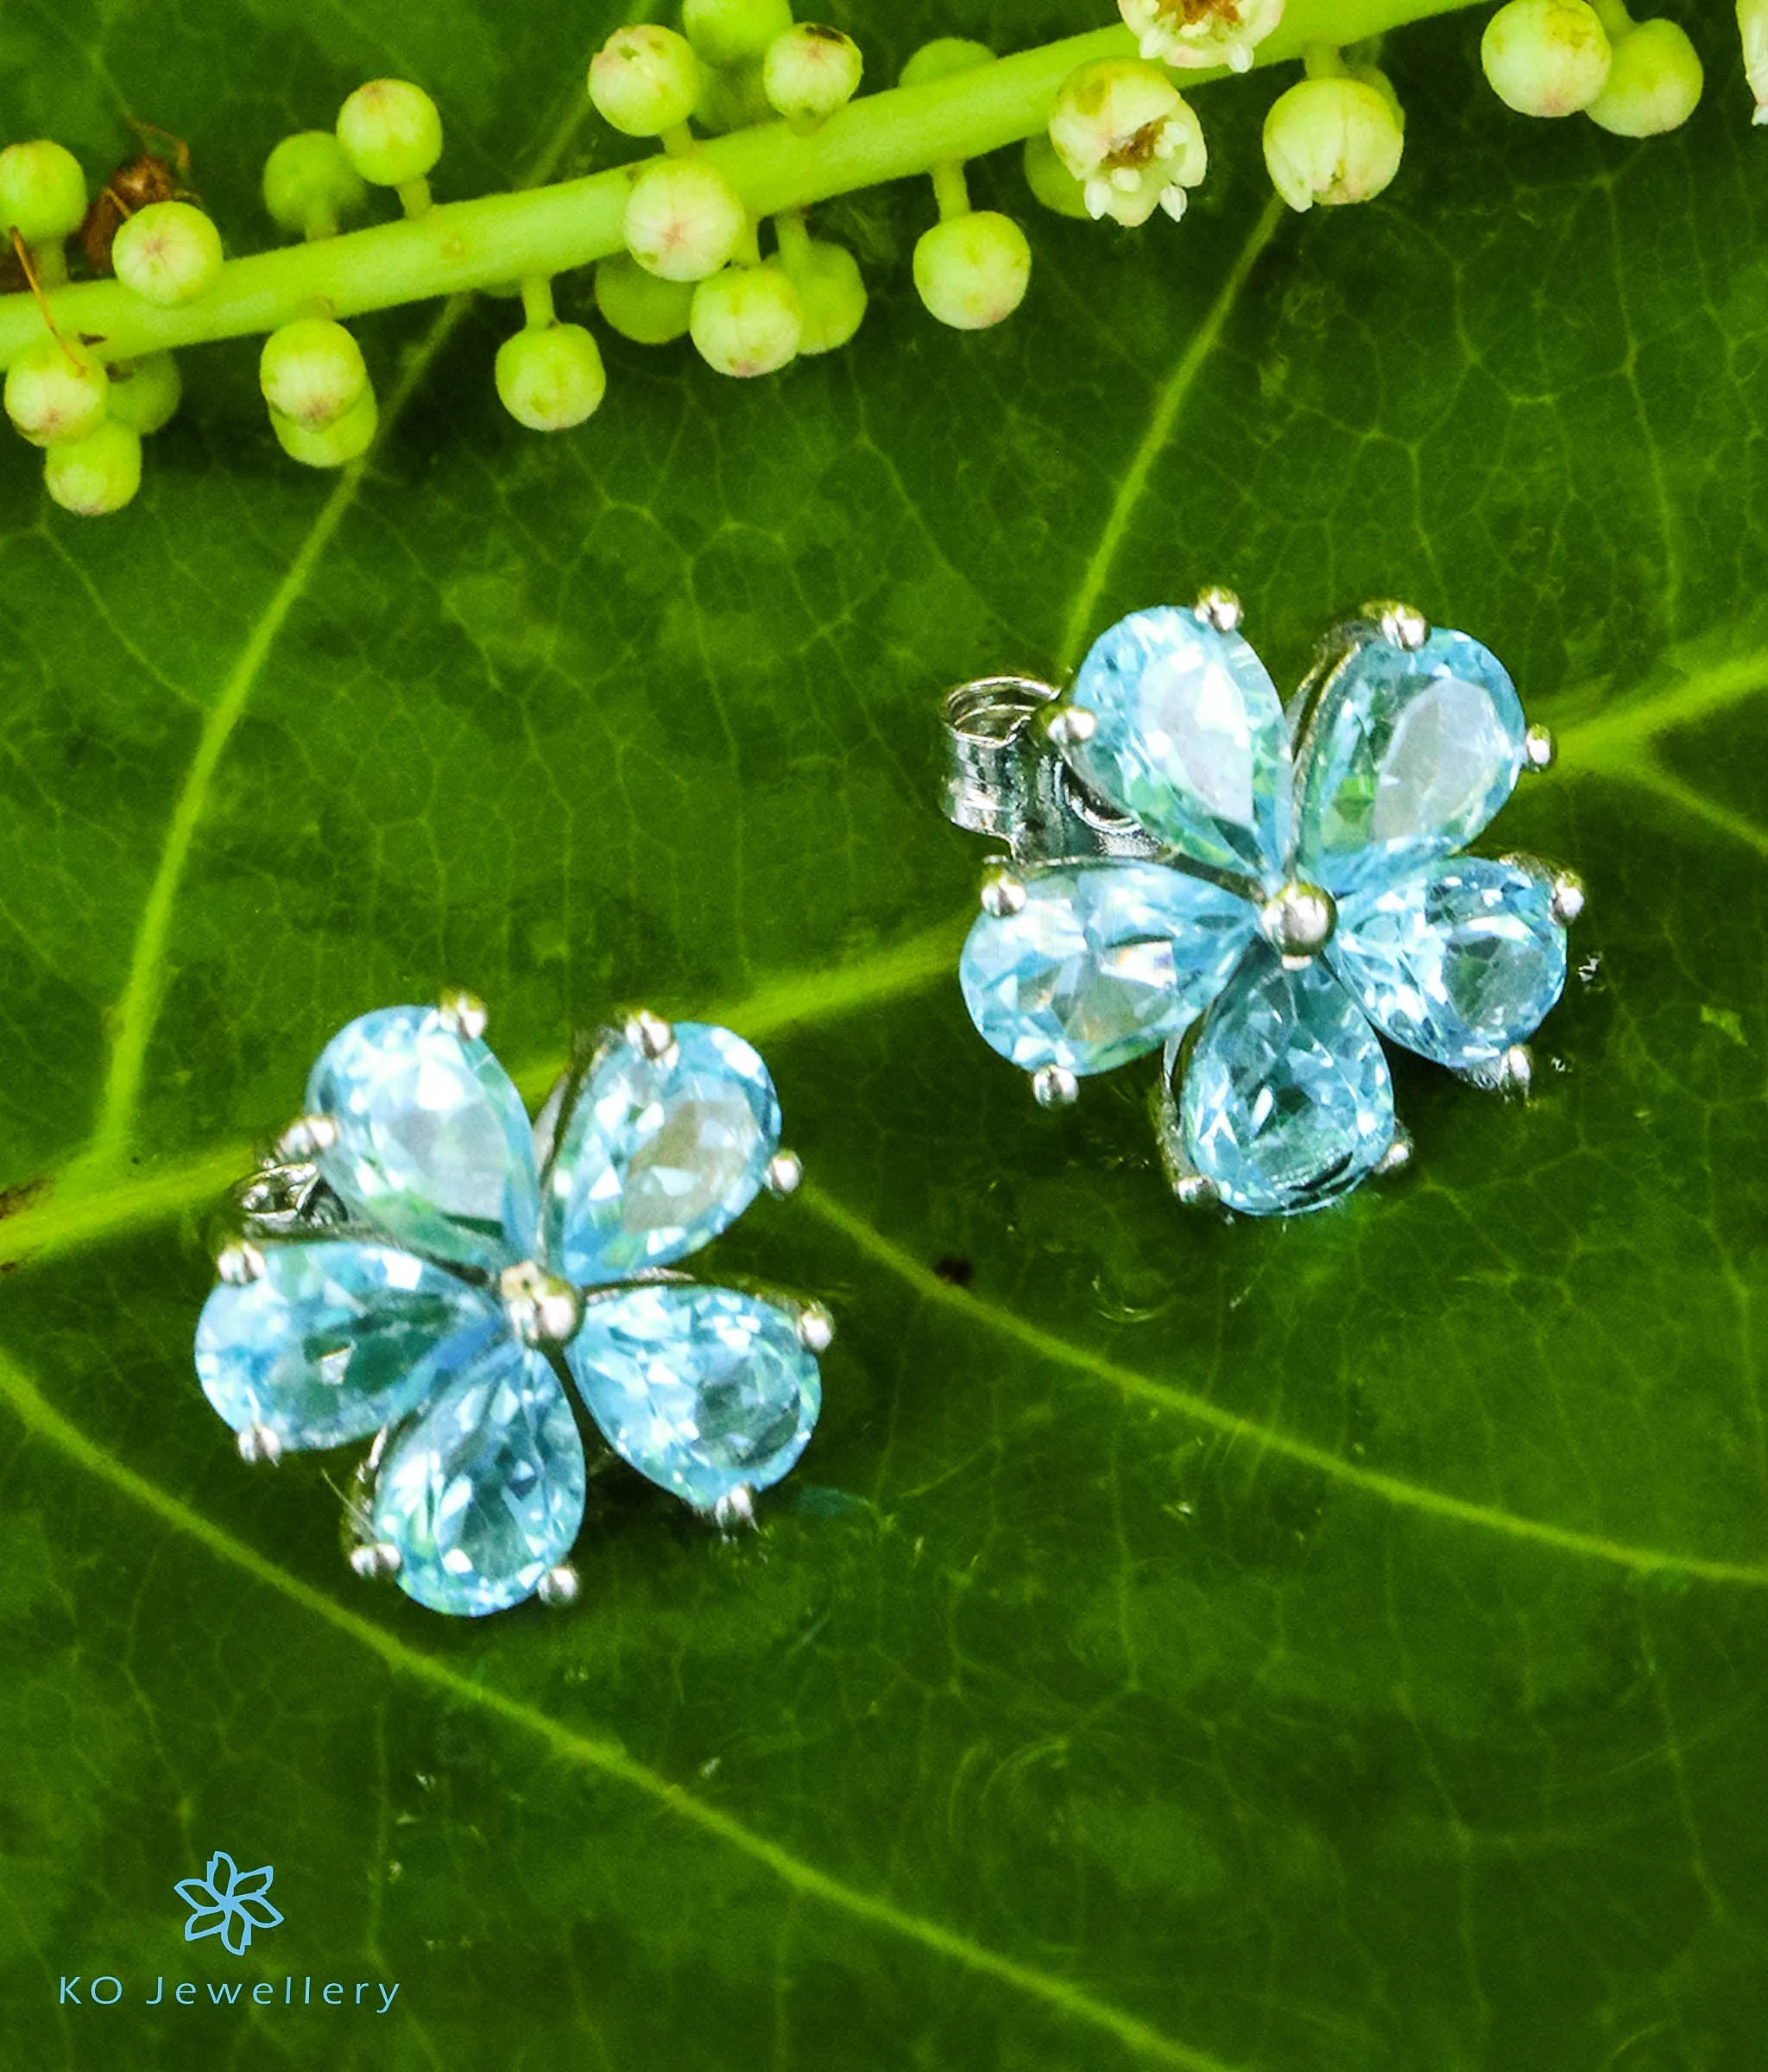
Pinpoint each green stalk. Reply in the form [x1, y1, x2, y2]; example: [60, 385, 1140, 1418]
[0, 0, 1479, 370]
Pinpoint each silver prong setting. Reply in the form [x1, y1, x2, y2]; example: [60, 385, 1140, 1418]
[710, 1486, 756, 1534]
[1499, 1043, 1533, 1098]
[237, 1423, 282, 1466]
[1032, 1064, 1079, 1109]
[275, 1113, 338, 1162]
[1045, 704, 1096, 752]
[537, 1562, 580, 1608]
[1524, 724, 1556, 772]
[766, 1150, 803, 1197]
[623, 1008, 678, 1064]
[1173, 1171, 1220, 1210]
[1195, 585, 1242, 634]
[1374, 602, 1430, 652]
[1374, 1126, 1413, 1178]
[796, 1302, 835, 1354]
[1550, 870, 1585, 925]
[437, 986, 489, 1040]
[349, 1540, 401, 1581]
[217, 1241, 267, 1286]
[980, 865, 1027, 919]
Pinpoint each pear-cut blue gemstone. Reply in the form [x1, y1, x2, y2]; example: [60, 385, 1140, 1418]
[960, 862, 1255, 1075]
[1067, 605, 1292, 881]
[547, 1022, 780, 1284]
[1182, 949, 1394, 1216]
[307, 1005, 539, 1272]
[566, 1285, 819, 1508]
[1293, 627, 1526, 899]
[1332, 856, 1567, 1068]
[372, 1330, 584, 1617]
[195, 1241, 500, 1450]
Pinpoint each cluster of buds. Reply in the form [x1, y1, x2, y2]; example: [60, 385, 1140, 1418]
[1481, 0, 1703, 136]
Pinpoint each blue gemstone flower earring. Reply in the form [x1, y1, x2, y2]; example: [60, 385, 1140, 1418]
[944, 591, 1584, 1216]
[194, 995, 830, 1616]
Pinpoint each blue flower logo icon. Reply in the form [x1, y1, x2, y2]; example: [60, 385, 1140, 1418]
[174, 1852, 283, 1955]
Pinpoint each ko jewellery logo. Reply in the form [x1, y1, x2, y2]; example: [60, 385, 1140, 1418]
[54, 1848, 402, 2015]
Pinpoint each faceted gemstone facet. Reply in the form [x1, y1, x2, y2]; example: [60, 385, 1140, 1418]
[307, 1005, 539, 1271]
[1181, 948, 1395, 1215]
[1332, 856, 1567, 1068]
[566, 1284, 820, 1507]
[372, 1331, 585, 1617]
[1068, 605, 1292, 881]
[195, 1240, 500, 1449]
[1293, 628, 1527, 898]
[548, 1021, 781, 1283]
[959, 861, 1256, 1074]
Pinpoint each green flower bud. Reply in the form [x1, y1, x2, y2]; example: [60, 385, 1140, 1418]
[682, 0, 793, 69]
[595, 252, 698, 343]
[694, 61, 775, 135]
[262, 131, 369, 237]
[104, 351, 182, 435]
[0, 141, 86, 242]
[4, 338, 109, 448]
[1745, 0, 1768, 124]
[336, 79, 443, 187]
[912, 212, 1031, 331]
[1049, 60, 1207, 228]
[1120, 0, 1285, 74]
[899, 40, 995, 90]
[623, 156, 748, 282]
[690, 262, 803, 376]
[782, 237, 866, 353]
[496, 324, 608, 430]
[763, 25, 864, 126]
[1481, 0, 1612, 117]
[44, 420, 142, 516]
[1021, 133, 1092, 219]
[272, 383, 378, 469]
[590, 26, 702, 138]
[1263, 74, 1405, 212]
[111, 200, 224, 306]
[259, 318, 368, 432]
[1585, 18, 1703, 136]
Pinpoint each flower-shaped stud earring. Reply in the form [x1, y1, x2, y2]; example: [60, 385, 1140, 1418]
[944, 592, 1583, 1216]
[194, 995, 829, 1615]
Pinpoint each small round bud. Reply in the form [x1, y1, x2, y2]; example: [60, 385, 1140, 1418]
[259, 318, 368, 433]
[912, 212, 1031, 331]
[763, 25, 863, 125]
[590, 25, 702, 138]
[272, 382, 378, 469]
[783, 237, 866, 354]
[595, 252, 697, 343]
[0, 141, 86, 241]
[1022, 132, 1092, 219]
[899, 39, 995, 89]
[262, 130, 368, 237]
[1745, 0, 1768, 125]
[623, 155, 748, 282]
[496, 323, 607, 429]
[694, 61, 775, 134]
[1050, 60, 1207, 228]
[690, 261, 802, 376]
[1120, 0, 1285, 73]
[5, 338, 109, 448]
[337, 79, 443, 187]
[105, 351, 182, 435]
[1263, 75, 1405, 212]
[44, 420, 142, 516]
[1481, 0, 1612, 117]
[1585, 19, 1703, 136]
[111, 200, 223, 306]
[682, 0, 793, 68]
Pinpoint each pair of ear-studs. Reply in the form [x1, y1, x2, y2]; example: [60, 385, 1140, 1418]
[193, 587, 1581, 1616]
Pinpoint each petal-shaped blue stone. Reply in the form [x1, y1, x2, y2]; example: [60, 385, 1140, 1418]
[372, 1330, 585, 1617]
[307, 1005, 539, 1271]
[1181, 948, 1395, 1216]
[959, 862, 1256, 1075]
[194, 1241, 501, 1450]
[1332, 856, 1567, 1068]
[565, 1285, 819, 1508]
[547, 1022, 780, 1283]
[1293, 627, 1527, 899]
[1068, 606, 1292, 881]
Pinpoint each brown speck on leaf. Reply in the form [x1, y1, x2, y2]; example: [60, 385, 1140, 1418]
[933, 1254, 976, 1289]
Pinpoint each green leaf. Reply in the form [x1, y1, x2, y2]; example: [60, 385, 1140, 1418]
[2, 3, 1764, 2067]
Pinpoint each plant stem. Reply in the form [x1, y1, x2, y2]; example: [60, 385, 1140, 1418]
[0, 0, 1480, 370]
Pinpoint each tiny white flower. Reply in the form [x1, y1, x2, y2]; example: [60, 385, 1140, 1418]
[1118, 0, 1285, 74]
[1049, 59, 1207, 229]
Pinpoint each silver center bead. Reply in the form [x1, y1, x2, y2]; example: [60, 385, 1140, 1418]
[1258, 880, 1337, 961]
